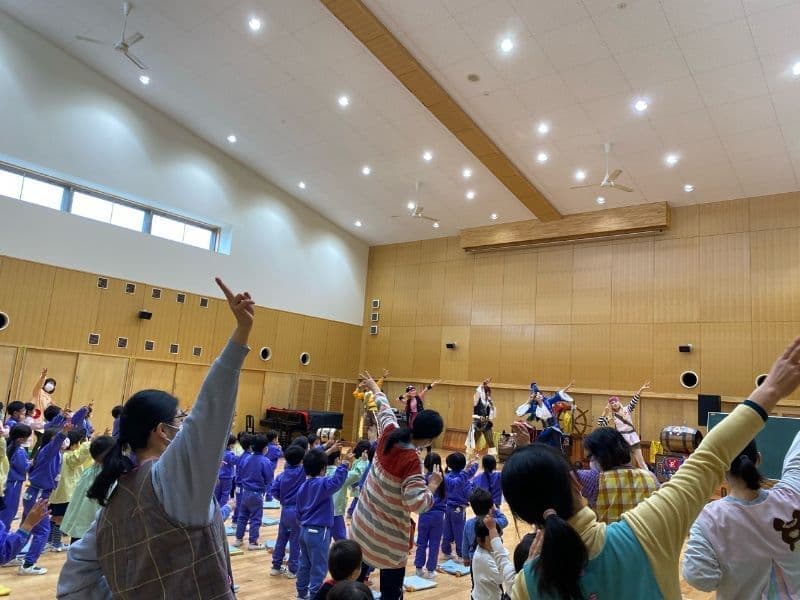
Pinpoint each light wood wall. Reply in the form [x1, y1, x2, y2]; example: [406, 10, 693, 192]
[361, 192, 800, 440]
[0, 256, 362, 438]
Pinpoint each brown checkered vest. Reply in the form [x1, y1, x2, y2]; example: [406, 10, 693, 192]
[96, 459, 234, 599]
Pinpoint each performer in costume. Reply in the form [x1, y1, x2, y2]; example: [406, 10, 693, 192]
[466, 378, 496, 459]
[397, 380, 439, 427]
[598, 380, 650, 470]
[354, 369, 388, 442]
[517, 381, 574, 449]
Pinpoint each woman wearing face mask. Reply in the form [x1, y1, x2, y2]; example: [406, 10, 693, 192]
[56, 278, 254, 600]
[30, 369, 55, 445]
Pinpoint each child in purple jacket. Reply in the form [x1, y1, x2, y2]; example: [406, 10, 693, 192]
[441, 452, 478, 561]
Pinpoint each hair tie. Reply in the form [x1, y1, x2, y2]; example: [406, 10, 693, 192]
[543, 508, 557, 520]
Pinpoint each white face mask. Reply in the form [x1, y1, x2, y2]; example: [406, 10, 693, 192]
[43, 383, 55, 393]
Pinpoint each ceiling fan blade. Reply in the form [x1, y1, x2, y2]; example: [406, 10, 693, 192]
[125, 32, 143, 46]
[612, 183, 634, 192]
[75, 35, 109, 45]
[570, 183, 598, 190]
[607, 169, 622, 183]
[121, 1, 131, 43]
[124, 51, 148, 70]
[420, 215, 438, 222]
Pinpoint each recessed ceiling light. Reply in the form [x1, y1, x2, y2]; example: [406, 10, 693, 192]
[361, 165, 371, 176]
[248, 17, 262, 31]
[490, 213, 498, 220]
[683, 184, 695, 192]
[138, 74, 150, 85]
[465, 190, 476, 200]
[793, 62, 800, 76]
[536, 152, 549, 164]
[337, 95, 350, 108]
[500, 38, 514, 53]
[354, 219, 362, 227]
[407, 201, 416, 210]
[298, 181, 306, 189]
[422, 150, 433, 162]
[227, 134, 237, 143]
[537, 122, 550, 135]
[574, 169, 586, 181]
[432, 221, 440, 229]
[596, 196, 605, 205]
[462, 167, 472, 179]
[634, 98, 648, 112]
[665, 153, 679, 166]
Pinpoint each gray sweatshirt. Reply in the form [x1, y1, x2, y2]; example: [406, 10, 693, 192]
[56, 339, 249, 599]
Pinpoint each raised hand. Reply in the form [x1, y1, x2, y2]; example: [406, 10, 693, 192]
[637, 381, 651, 395]
[382, 368, 390, 378]
[21, 499, 49, 532]
[41, 368, 48, 377]
[751, 337, 800, 412]
[529, 526, 544, 559]
[428, 463, 443, 490]
[216, 277, 255, 345]
[484, 514, 499, 540]
[358, 372, 381, 395]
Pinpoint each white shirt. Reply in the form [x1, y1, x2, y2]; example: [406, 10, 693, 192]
[471, 537, 516, 600]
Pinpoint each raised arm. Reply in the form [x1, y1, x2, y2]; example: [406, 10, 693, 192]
[153, 278, 253, 527]
[359, 373, 397, 435]
[418, 380, 440, 400]
[626, 381, 649, 413]
[32, 368, 47, 400]
[779, 428, 800, 493]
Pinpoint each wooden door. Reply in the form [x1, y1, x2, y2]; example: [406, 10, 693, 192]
[0, 346, 18, 405]
[173, 364, 209, 412]
[73, 354, 128, 435]
[19, 349, 78, 408]
[127, 360, 176, 397]
[263, 372, 294, 413]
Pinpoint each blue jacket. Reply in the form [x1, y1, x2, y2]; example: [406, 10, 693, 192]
[270, 464, 306, 508]
[28, 431, 66, 490]
[48, 406, 90, 431]
[266, 443, 283, 464]
[445, 463, 479, 508]
[7, 446, 29, 483]
[235, 451, 252, 487]
[238, 453, 273, 493]
[0, 520, 30, 564]
[425, 472, 446, 513]
[461, 508, 509, 560]
[296, 464, 348, 527]
[473, 471, 503, 506]
[218, 449, 237, 480]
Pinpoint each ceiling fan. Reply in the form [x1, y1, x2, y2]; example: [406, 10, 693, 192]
[391, 182, 440, 226]
[75, 1, 148, 70]
[571, 142, 633, 193]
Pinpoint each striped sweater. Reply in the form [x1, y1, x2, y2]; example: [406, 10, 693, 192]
[350, 392, 433, 569]
[598, 394, 641, 446]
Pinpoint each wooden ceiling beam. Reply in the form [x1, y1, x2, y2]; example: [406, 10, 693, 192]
[459, 203, 670, 251]
[321, 0, 562, 222]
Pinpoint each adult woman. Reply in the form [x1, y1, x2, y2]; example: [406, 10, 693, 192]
[30, 368, 54, 445]
[503, 337, 800, 600]
[351, 372, 444, 600]
[682, 435, 800, 598]
[397, 380, 439, 427]
[467, 378, 496, 459]
[598, 381, 650, 470]
[56, 278, 253, 600]
[582, 427, 658, 523]
[354, 369, 388, 442]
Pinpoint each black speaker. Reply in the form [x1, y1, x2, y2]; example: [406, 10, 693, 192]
[678, 344, 692, 353]
[445, 342, 457, 349]
[698, 394, 721, 426]
[138, 310, 153, 320]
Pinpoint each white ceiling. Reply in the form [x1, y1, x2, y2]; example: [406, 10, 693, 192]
[2, 0, 800, 245]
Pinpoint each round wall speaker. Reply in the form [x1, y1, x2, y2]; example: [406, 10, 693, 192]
[299, 352, 311, 366]
[680, 370, 699, 389]
[0, 312, 8, 331]
[755, 373, 768, 387]
[259, 347, 272, 362]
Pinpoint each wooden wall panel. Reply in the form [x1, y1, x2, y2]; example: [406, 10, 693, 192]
[390, 264, 420, 326]
[419, 238, 448, 263]
[325, 322, 353, 379]
[571, 244, 612, 323]
[173, 364, 209, 411]
[653, 238, 699, 322]
[498, 325, 535, 385]
[441, 257, 474, 325]
[263, 372, 295, 413]
[700, 323, 753, 396]
[639, 397, 697, 442]
[534, 325, 571, 386]
[0, 346, 18, 404]
[609, 324, 653, 392]
[176, 295, 222, 364]
[570, 324, 610, 389]
[394, 241, 421, 265]
[387, 326, 415, 377]
[535, 248, 573, 324]
[243, 307, 280, 371]
[611, 239, 653, 323]
[652, 323, 700, 394]
[0, 259, 55, 346]
[44, 270, 101, 351]
[137, 285, 183, 361]
[234, 370, 266, 433]
[415, 262, 445, 326]
[340, 381, 358, 441]
[19, 349, 77, 408]
[369, 244, 398, 269]
[362, 326, 390, 375]
[501, 251, 537, 325]
[72, 354, 128, 434]
[660, 205, 698, 240]
[346, 327, 362, 377]
[412, 326, 442, 380]
[127, 360, 176, 397]
[749, 192, 800, 231]
[272, 312, 306, 373]
[752, 322, 800, 402]
[468, 326, 501, 383]
[300, 317, 330, 375]
[440, 326, 470, 381]
[445, 237, 467, 261]
[750, 228, 800, 322]
[93, 278, 144, 356]
[365, 262, 395, 327]
[699, 197, 750, 236]
[471, 255, 504, 325]
[699, 233, 751, 322]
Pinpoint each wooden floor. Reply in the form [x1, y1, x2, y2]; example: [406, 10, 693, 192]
[0, 503, 713, 599]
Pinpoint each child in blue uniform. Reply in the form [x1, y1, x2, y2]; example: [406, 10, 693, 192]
[441, 452, 478, 561]
[234, 434, 273, 550]
[461, 488, 509, 565]
[295, 447, 349, 600]
[232, 433, 253, 525]
[265, 430, 283, 502]
[414, 452, 445, 579]
[472, 455, 502, 507]
[270, 444, 306, 578]
[0, 425, 32, 530]
[215, 435, 237, 506]
[3, 402, 25, 430]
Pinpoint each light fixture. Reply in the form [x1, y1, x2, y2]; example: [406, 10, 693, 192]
[793, 61, 800, 76]
[462, 167, 472, 179]
[465, 190, 476, 200]
[248, 17, 262, 31]
[596, 196, 606, 205]
[298, 181, 306, 189]
[683, 184, 695, 192]
[634, 98, 649, 112]
[138, 74, 150, 85]
[422, 150, 433, 162]
[500, 37, 514, 53]
[432, 221, 440, 229]
[665, 153, 679, 166]
[490, 213, 498, 220]
[536, 152, 549, 164]
[338, 95, 350, 108]
[226, 134, 237, 143]
[361, 165, 371, 175]
[354, 220, 363, 227]
[537, 122, 550, 135]
[407, 201, 416, 210]
[574, 169, 586, 182]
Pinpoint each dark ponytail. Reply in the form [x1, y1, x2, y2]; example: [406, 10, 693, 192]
[88, 389, 178, 506]
[729, 439, 763, 491]
[502, 443, 588, 600]
[6, 424, 32, 461]
[424, 452, 445, 500]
